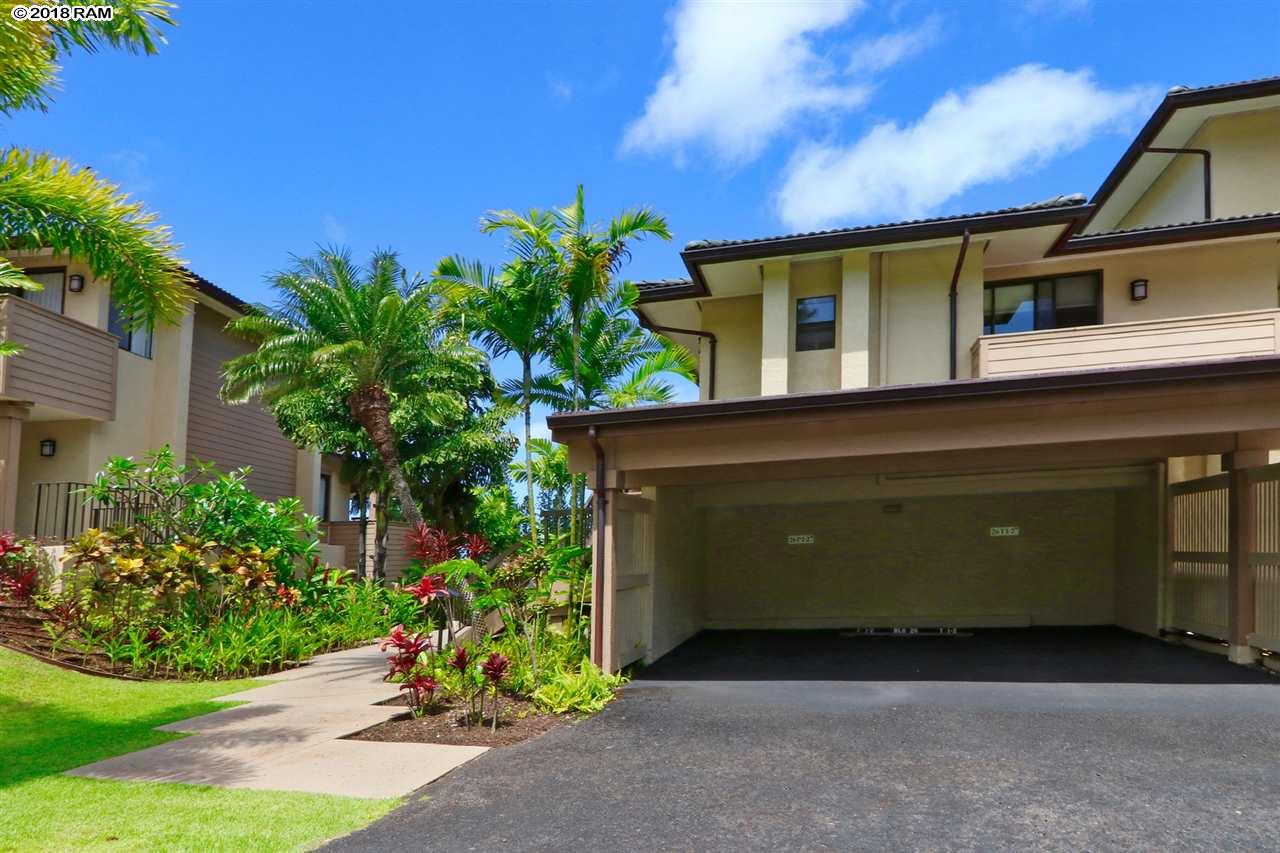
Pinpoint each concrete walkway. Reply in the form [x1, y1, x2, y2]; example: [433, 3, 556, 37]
[66, 643, 487, 799]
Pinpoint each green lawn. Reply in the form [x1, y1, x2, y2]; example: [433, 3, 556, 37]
[0, 647, 397, 852]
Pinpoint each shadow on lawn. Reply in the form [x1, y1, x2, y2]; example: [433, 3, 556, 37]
[0, 691, 254, 790]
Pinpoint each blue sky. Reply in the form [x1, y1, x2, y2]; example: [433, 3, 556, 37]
[7, 0, 1278, 433]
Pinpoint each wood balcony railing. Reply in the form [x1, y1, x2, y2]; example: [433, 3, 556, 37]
[971, 308, 1280, 379]
[0, 296, 118, 419]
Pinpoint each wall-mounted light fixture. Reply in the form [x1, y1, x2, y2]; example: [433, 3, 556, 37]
[68, 274, 85, 293]
[39, 439, 56, 457]
[1129, 279, 1149, 302]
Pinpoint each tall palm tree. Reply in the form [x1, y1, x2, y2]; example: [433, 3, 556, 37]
[0, 1, 191, 336]
[481, 185, 671, 412]
[508, 438, 570, 541]
[529, 284, 697, 411]
[221, 249, 458, 529]
[436, 254, 560, 546]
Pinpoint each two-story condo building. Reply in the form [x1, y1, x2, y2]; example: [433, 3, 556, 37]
[0, 255, 372, 569]
[550, 77, 1280, 673]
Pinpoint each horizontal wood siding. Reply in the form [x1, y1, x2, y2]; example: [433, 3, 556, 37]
[324, 519, 414, 580]
[0, 297, 117, 419]
[973, 308, 1280, 379]
[186, 305, 297, 501]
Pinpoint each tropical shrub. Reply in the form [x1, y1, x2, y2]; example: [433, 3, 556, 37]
[0, 532, 42, 601]
[84, 446, 319, 575]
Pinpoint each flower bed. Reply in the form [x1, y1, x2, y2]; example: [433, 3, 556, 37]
[347, 692, 566, 748]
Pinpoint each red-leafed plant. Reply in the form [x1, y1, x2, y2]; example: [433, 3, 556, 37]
[460, 533, 491, 563]
[0, 567, 37, 602]
[406, 573, 448, 605]
[0, 531, 40, 602]
[380, 624, 432, 679]
[481, 652, 510, 732]
[405, 524, 459, 566]
[400, 671, 439, 716]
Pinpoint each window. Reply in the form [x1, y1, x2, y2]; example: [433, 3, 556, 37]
[3, 268, 65, 314]
[319, 474, 332, 522]
[983, 272, 1100, 335]
[108, 299, 154, 358]
[795, 295, 836, 351]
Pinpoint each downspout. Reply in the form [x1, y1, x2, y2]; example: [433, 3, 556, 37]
[948, 229, 971, 381]
[1145, 147, 1211, 220]
[640, 319, 718, 399]
[587, 425, 607, 668]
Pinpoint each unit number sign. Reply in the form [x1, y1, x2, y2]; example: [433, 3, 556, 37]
[989, 526, 1021, 537]
[787, 534, 815, 545]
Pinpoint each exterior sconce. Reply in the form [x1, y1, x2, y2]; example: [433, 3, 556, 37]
[1129, 279, 1148, 301]
[39, 439, 56, 457]
[68, 274, 85, 293]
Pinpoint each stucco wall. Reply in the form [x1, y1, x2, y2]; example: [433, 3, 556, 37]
[1113, 483, 1161, 636]
[701, 489, 1119, 629]
[788, 258, 841, 393]
[1118, 108, 1280, 231]
[881, 245, 984, 385]
[700, 295, 762, 400]
[649, 485, 705, 661]
[987, 237, 1279, 326]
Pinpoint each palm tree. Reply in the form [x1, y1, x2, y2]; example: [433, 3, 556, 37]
[509, 438, 570, 541]
[481, 185, 671, 412]
[435, 254, 560, 546]
[0, 2, 190, 335]
[529, 284, 697, 412]
[221, 249, 459, 529]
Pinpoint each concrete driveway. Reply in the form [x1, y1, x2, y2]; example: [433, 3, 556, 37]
[327, 628, 1280, 851]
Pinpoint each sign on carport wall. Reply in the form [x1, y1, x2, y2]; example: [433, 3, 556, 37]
[989, 526, 1021, 537]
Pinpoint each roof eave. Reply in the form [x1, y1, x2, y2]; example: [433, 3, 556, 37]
[1054, 213, 1280, 254]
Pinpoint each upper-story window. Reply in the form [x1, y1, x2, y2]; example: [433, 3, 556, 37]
[983, 272, 1100, 335]
[108, 299, 154, 358]
[3, 268, 65, 314]
[796, 295, 836, 351]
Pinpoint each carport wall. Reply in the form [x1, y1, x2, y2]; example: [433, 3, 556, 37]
[633, 468, 1162, 671]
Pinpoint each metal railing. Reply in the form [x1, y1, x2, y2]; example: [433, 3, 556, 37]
[32, 482, 173, 543]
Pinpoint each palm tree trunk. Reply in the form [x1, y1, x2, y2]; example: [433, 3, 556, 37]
[349, 383, 423, 528]
[523, 355, 538, 547]
[569, 312, 582, 544]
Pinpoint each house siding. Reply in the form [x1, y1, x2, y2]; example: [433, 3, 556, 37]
[185, 304, 297, 501]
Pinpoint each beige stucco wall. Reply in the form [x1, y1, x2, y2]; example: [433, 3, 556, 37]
[880, 244, 983, 385]
[1118, 108, 1280, 231]
[1113, 483, 1161, 636]
[649, 485, 704, 661]
[15, 420, 92, 535]
[701, 488, 1119, 629]
[988, 237, 1279, 326]
[788, 258, 841, 393]
[700, 295, 762, 400]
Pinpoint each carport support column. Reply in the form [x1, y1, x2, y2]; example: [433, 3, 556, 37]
[1225, 449, 1267, 665]
[760, 260, 790, 396]
[591, 471, 620, 672]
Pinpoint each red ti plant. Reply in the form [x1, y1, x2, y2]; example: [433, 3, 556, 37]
[448, 645, 482, 727]
[380, 624, 432, 680]
[481, 652, 510, 733]
[399, 672, 439, 717]
[406, 573, 448, 605]
[405, 524, 458, 566]
[0, 567, 37, 602]
[460, 533, 491, 564]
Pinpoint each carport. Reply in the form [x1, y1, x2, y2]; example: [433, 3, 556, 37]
[548, 358, 1280, 673]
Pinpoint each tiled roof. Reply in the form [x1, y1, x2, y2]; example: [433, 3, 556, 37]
[683, 194, 1088, 252]
[1164, 74, 1280, 96]
[1076, 210, 1280, 239]
[185, 268, 250, 313]
[632, 278, 694, 296]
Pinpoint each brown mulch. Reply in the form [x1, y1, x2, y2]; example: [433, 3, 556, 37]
[345, 693, 568, 748]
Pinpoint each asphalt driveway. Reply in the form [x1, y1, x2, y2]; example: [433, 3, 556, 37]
[328, 628, 1280, 852]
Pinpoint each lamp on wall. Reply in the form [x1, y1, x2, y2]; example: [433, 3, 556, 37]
[68, 274, 85, 293]
[1129, 279, 1149, 301]
[39, 439, 56, 457]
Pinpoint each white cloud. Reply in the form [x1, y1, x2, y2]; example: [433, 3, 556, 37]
[622, 0, 870, 166]
[846, 15, 942, 74]
[777, 65, 1158, 229]
[321, 214, 347, 244]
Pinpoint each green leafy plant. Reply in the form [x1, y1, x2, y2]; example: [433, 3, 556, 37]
[532, 658, 627, 714]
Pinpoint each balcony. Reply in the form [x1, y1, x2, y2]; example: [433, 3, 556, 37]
[971, 308, 1280, 379]
[0, 296, 118, 419]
